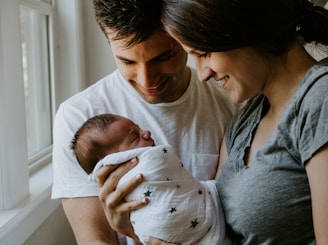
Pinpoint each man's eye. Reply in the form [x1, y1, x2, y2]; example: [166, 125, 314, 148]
[158, 54, 172, 61]
[123, 60, 134, 65]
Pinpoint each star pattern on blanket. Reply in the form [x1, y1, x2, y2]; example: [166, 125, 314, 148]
[143, 190, 152, 197]
[190, 218, 199, 229]
[131, 147, 207, 239]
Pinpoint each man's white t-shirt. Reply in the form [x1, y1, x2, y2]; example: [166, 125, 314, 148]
[51, 67, 237, 244]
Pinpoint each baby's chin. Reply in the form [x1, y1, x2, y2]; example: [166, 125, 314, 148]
[150, 138, 156, 146]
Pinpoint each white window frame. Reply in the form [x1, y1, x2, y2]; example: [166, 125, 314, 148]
[0, 0, 85, 243]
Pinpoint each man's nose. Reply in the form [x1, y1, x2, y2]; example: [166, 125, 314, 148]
[136, 65, 158, 88]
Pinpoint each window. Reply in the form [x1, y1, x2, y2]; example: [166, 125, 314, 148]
[0, 0, 85, 243]
[20, 1, 53, 165]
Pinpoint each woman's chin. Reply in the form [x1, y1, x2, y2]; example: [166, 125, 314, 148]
[230, 93, 248, 105]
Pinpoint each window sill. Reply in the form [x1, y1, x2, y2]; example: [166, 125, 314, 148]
[0, 163, 60, 244]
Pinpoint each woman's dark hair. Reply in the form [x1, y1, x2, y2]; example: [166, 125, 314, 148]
[93, 0, 163, 47]
[162, 0, 328, 55]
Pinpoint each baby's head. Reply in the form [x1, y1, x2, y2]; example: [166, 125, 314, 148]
[71, 113, 155, 174]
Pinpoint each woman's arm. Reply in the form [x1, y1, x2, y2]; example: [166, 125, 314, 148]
[95, 159, 149, 240]
[306, 143, 328, 245]
[215, 136, 228, 180]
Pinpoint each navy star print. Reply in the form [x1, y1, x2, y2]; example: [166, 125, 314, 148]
[143, 190, 152, 197]
[190, 218, 199, 228]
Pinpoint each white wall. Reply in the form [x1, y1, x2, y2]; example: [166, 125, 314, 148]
[82, 0, 116, 86]
[23, 206, 76, 245]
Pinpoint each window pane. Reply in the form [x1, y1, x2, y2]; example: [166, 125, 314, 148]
[20, 7, 52, 159]
[34, 0, 52, 4]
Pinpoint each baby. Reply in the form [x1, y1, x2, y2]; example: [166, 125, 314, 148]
[71, 113, 230, 245]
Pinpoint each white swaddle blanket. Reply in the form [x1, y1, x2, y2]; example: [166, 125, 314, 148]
[89, 145, 230, 245]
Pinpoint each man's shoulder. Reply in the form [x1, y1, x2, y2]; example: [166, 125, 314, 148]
[62, 70, 124, 105]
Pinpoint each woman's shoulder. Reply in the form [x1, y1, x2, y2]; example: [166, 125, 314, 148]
[305, 57, 328, 85]
[295, 58, 328, 107]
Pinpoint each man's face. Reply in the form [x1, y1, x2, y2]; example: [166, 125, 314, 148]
[106, 29, 190, 104]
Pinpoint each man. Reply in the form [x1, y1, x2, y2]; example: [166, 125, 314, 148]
[51, 0, 237, 244]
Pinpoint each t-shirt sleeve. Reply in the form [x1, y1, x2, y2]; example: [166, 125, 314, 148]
[225, 94, 264, 154]
[298, 75, 328, 164]
[51, 103, 99, 199]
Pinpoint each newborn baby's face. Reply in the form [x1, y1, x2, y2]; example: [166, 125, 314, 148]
[108, 116, 155, 153]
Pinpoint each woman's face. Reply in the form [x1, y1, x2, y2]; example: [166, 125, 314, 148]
[178, 42, 270, 104]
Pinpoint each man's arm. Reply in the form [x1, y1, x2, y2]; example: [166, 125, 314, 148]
[62, 197, 119, 245]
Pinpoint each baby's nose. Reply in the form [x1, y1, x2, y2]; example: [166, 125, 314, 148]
[142, 130, 151, 139]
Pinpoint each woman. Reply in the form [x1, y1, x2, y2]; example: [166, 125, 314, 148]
[97, 0, 328, 244]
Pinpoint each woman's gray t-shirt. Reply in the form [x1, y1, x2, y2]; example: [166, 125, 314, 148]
[217, 58, 328, 244]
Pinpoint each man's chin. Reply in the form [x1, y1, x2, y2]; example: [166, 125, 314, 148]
[142, 95, 164, 104]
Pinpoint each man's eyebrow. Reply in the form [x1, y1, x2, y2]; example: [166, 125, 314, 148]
[116, 55, 133, 63]
[151, 49, 174, 61]
[116, 49, 174, 63]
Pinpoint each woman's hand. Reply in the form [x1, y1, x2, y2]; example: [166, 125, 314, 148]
[96, 158, 149, 240]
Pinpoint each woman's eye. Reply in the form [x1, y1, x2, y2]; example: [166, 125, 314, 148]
[199, 52, 208, 58]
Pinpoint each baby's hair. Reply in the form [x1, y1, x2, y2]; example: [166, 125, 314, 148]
[71, 113, 118, 174]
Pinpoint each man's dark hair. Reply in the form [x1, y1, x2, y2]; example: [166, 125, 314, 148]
[93, 0, 163, 47]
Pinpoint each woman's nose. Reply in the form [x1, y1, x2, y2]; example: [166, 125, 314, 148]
[197, 66, 215, 83]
